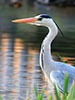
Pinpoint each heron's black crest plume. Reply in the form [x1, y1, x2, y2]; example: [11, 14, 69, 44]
[38, 14, 51, 21]
[40, 14, 51, 19]
[54, 20, 64, 37]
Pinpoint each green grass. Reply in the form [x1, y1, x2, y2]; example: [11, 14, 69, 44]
[0, 96, 3, 100]
[58, 54, 66, 63]
[34, 84, 44, 100]
[33, 73, 75, 100]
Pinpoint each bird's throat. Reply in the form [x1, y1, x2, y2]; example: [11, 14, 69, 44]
[40, 25, 58, 74]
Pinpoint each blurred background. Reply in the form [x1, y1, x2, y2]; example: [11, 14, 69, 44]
[0, 0, 75, 100]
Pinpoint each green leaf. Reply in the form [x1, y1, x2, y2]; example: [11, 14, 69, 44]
[34, 84, 39, 98]
[39, 89, 44, 100]
[58, 54, 66, 63]
[54, 84, 61, 100]
[48, 96, 52, 100]
[67, 81, 75, 100]
[34, 84, 44, 100]
[63, 73, 69, 100]
[0, 96, 3, 100]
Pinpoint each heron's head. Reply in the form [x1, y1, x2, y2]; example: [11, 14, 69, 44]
[12, 14, 54, 27]
[12, 14, 64, 36]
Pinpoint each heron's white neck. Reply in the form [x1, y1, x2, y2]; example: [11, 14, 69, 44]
[40, 21, 58, 74]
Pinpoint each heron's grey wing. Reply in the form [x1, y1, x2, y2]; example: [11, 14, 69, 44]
[50, 71, 73, 93]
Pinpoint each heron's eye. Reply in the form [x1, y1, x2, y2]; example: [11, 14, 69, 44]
[38, 17, 43, 21]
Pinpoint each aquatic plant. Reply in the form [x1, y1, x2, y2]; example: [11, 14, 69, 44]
[0, 96, 3, 100]
[34, 73, 75, 100]
[58, 54, 66, 63]
[34, 84, 44, 100]
[45, 73, 75, 100]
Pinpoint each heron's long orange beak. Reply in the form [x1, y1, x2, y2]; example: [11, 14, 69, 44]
[12, 18, 37, 23]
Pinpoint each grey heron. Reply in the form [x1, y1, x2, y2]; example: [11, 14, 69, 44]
[12, 14, 75, 93]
